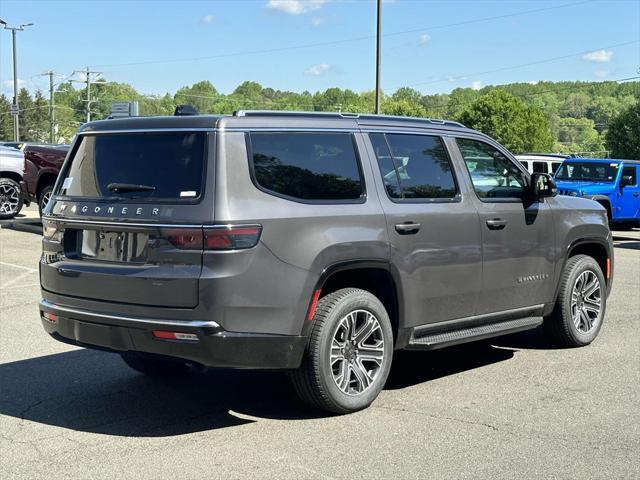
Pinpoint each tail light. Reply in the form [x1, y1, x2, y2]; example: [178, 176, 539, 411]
[161, 225, 262, 251]
[42, 219, 61, 241]
[205, 225, 262, 250]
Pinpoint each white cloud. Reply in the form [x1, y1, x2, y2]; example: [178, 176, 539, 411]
[311, 16, 325, 26]
[582, 49, 613, 62]
[471, 80, 482, 91]
[528, 80, 539, 85]
[200, 15, 215, 25]
[417, 33, 431, 46]
[595, 69, 610, 78]
[266, 0, 327, 15]
[304, 63, 331, 76]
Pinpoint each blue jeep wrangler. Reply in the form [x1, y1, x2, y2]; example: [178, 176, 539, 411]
[555, 158, 640, 229]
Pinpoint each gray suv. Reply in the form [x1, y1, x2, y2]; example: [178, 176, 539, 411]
[39, 111, 613, 413]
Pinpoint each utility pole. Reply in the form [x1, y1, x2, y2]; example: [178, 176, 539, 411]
[72, 67, 105, 123]
[0, 19, 34, 141]
[375, 0, 382, 114]
[41, 71, 56, 143]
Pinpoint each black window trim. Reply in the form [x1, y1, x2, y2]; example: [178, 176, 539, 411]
[454, 134, 530, 204]
[245, 131, 367, 205]
[369, 131, 462, 204]
[621, 165, 638, 187]
[54, 131, 210, 206]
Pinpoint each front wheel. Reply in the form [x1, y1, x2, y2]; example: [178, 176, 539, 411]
[291, 288, 394, 414]
[544, 254, 607, 347]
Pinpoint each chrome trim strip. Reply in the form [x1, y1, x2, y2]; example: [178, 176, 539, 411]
[39, 299, 220, 329]
[42, 216, 260, 230]
[220, 127, 358, 133]
[42, 216, 203, 228]
[78, 128, 215, 135]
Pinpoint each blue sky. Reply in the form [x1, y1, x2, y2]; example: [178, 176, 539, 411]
[0, 0, 638, 98]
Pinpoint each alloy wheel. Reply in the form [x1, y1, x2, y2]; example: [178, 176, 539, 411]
[0, 183, 20, 216]
[571, 270, 602, 334]
[330, 309, 385, 395]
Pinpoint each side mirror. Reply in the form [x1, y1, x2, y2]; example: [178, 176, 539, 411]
[620, 175, 634, 188]
[531, 173, 557, 199]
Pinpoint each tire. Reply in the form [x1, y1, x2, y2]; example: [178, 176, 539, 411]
[0, 177, 23, 219]
[120, 352, 190, 377]
[38, 185, 54, 216]
[291, 288, 394, 414]
[544, 255, 607, 347]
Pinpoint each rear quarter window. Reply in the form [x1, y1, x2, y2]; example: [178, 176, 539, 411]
[248, 132, 364, 202]
[59, 132, 206, 201]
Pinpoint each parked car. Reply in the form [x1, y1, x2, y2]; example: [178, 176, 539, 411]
[555, 157, 640, 229]
[0, 145, 25, 218]
[39, 111, 613, 413]
[515, 153, 568, 175]
[21, 144, 69, 214]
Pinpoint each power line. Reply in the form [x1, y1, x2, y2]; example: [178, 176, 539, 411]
[395, 40, 640, 90]
[88, 0, 597, 69]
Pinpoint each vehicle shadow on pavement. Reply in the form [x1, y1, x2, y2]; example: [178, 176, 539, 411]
[386, 342, 515, 390]
[0, 340, 520, 436]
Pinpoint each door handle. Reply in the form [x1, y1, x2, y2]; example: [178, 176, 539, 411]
[486, 218, 507, 230]
[395, 222, 421, 235]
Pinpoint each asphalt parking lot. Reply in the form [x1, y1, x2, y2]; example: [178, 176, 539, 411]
[1, 207, 639, 479]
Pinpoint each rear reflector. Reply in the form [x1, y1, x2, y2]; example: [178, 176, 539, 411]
[606, 258, 611, 279]
[153, 330, 199, 342]
[307, 289, 322, 321]
[205, 225, 262, 250]
[42, 311, 58, 323]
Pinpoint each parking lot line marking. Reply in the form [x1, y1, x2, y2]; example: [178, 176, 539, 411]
[0, 261, 39, 273]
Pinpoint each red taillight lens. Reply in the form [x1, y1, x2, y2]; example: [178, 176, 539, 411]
[204, 225, 262, 250]
[163, 229, 204, 250]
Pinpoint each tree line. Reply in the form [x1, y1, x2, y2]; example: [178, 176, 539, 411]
[0, 78, 638, 157]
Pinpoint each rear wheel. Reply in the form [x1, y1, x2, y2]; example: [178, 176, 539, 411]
[120, 352, 191, 377]
[292, 288, 393, 414]
[544, 254, 606, 347]
[0, 177, 23, 219]
[38, 185, 53, 216]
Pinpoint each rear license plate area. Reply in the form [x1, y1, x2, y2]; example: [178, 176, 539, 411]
[71, 230, 149, 263]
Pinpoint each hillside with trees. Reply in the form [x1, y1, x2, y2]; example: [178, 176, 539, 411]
[0, 79, 638, 156]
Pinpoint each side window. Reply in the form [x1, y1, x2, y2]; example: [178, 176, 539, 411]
[519, 160, 530, 171]
[369, 133, 457, 200]
[622, 166, 637, 186]
[533, 161, 548, 173]
[456, 138, 526, 200]
[552, 162, 562, 174]
[249, 132, 364, 201]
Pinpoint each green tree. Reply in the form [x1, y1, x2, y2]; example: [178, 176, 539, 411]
[606, 102, 640, 159]
[458, 90, 554, 153]
[174, 81, 219, 113]
[0, 94, 13, 140]
[556, 117, 605, 154]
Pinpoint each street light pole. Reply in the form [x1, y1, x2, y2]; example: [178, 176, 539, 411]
[375, 0, 382, 114]
[0, 19, 34, 142]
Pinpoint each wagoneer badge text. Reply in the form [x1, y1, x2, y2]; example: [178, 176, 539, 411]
[57, 203, 160, 216]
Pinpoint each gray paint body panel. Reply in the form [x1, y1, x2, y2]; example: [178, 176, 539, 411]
[39, 113, 614, 367]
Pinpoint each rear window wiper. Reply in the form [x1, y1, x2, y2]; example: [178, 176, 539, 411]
[106, 183, 156, 193]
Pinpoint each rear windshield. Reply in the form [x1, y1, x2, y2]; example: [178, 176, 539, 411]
[58, 132, 206, 201]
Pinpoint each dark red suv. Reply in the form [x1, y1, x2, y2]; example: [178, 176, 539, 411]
[21, 144, 69, 214]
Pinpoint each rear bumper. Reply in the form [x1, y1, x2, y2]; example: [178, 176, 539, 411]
[39, 299, 306, 370]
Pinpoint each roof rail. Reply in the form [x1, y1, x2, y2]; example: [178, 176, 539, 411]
[232, 110, 464, 128]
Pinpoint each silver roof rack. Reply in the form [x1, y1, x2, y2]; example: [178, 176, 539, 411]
[232, 110, 464, 128]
